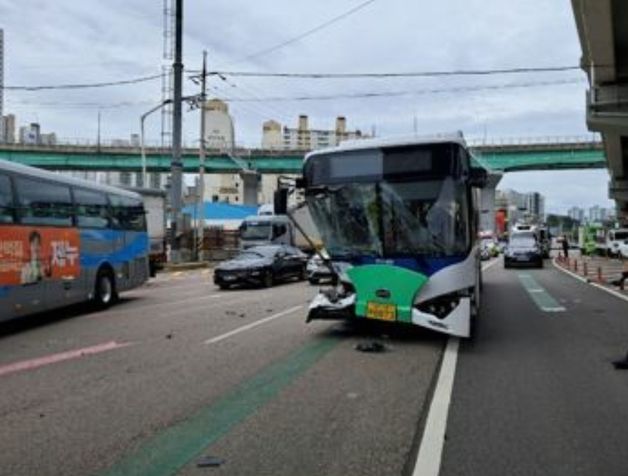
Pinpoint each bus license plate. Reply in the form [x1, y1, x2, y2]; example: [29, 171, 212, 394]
[366, 302, 396, 321]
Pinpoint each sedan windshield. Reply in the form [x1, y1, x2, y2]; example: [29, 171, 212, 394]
[306, 177, 470, 259]
[233, 251, 264, 260]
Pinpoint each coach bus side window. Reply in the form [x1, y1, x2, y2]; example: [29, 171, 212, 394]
[16, 178, 73, 227]
[109, 195, 146, 231]
[0, 174, 15, 223]
[74, 188, 109, 229]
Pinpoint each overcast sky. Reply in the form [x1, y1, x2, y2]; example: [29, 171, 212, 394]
[0, 0, 616, 212]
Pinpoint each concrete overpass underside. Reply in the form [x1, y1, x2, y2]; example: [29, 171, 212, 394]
[573, 0, 628, 223]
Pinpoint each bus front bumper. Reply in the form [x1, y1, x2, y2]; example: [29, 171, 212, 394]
[307, 291, 471, 338]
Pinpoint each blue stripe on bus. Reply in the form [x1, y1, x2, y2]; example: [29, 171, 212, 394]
[79, 229, 149, 268]
[346, 255, 467, 276]
[0, 286, 10, 298]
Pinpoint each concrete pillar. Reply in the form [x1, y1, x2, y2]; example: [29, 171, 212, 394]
[478, 172, 503, 233]
[240, 170, 259, 206]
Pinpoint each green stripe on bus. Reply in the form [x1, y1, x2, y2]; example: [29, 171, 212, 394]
[517, 273, 566, 312]
[347, 264, 428, 322]
[101, 337, 338, 476]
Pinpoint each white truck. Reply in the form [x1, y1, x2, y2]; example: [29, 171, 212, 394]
[238, 204, 321, 252]
[129, 187, 167, 276]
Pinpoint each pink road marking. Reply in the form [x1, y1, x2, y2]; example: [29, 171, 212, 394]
[0, 340, 133, 378]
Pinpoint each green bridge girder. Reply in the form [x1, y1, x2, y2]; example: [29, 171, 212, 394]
[0, 145, 607, 174]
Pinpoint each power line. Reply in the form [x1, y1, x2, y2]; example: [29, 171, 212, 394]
[219, 78, 585, 102]
[2, 74, 162, 91]
[200, 65, 584, 79]
[224, 0, 377, 66]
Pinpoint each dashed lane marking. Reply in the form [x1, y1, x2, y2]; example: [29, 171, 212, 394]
[517, 273, 566, 312]
[204, 305, 303, 345]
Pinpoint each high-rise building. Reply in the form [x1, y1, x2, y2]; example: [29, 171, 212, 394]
[0, 29, 4, 122]
[262, 115, 367, 151]
[203, 99, 235, 150]
[0, 113, 15, 144]
[568, 206, 585, 223]
[19, 123, 41, 145]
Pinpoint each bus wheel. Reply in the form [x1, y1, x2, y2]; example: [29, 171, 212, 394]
[95, 269, 116, 308]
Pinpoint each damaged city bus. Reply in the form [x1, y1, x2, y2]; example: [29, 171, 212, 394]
[300, 134, 487, 338]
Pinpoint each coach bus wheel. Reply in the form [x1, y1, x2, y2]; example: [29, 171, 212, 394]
[95, 269, 116, 308]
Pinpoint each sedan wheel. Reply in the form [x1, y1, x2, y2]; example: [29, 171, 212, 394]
[263, 270, 274, 288]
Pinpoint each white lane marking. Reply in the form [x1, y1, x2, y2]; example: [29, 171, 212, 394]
[529, 289, 544, 293]
[541, 306, 567, 312]
[590, 282, 628, 304]
[553, 259, 628, 304]
[204, 305, 303, 345]
[412, 337, 460, 476]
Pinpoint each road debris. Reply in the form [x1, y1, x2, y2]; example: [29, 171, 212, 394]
[612, 351, 628, 370]
[196, 456, 225, 468]
[355, 341, 387, 353]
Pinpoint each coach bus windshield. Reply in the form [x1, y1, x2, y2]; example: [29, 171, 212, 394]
[306, 143, 470, 258]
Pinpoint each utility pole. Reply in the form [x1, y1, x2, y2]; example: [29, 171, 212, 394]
[97, 109, 102, 151]
[196, 50, 207, 261]
[169, 0, 184, 263]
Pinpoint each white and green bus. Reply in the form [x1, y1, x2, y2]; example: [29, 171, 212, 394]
[301, 134, 487, 337]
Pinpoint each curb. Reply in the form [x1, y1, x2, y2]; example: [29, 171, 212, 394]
[161, 262, 213, 273]
[552, 258, 628, 304]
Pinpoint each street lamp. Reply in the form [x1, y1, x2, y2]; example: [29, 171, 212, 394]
[140, 99, 172, 187]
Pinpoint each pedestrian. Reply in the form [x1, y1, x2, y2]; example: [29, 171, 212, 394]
[613, 259, 628, 290]
[561, 234, 569, 259]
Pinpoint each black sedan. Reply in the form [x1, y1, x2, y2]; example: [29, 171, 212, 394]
[504, 232, 543, 268]
[214, 245, 308, 289]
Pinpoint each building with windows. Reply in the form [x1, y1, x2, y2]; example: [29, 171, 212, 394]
[262, 115, 366, 151]
[19, 123, 41, 145]
[568, 206, 585, 223]
[204, 99, 235, 150]
[0, 113, 15, 144]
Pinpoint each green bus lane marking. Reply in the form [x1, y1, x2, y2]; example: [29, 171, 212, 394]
[102, 337, 339, 476]
[517, 273, 566, 312]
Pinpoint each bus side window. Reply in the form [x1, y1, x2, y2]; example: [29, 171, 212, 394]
[109, 195, 146, 231]
[0, 174, 15, 223]
[16, 177, 73, 227]
[74, 188, 109, 229]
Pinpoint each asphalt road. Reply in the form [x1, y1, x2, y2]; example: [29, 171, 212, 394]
[1, 260, 627, 476]
[441, 261, 628, 476]
[0, 270, 444, 476]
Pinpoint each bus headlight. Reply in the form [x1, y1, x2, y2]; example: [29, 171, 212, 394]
[416, 293, 461, 319]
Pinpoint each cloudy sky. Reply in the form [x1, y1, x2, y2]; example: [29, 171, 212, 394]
[0, 0, 616, 213]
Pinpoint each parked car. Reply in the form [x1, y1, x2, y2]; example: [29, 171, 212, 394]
[214, 245, 307, 289]
[306, 252, 334, 284]
[504, 231, 544, 268]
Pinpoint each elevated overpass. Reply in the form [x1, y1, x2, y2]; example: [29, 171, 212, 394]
[0, 138, 606, 174]
[572, 0, 628, 223]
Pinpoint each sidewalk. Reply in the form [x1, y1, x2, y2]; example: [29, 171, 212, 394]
[555, 253, 628, 297]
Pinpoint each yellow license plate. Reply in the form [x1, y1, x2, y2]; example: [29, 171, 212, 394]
[366, 302, 397, 321]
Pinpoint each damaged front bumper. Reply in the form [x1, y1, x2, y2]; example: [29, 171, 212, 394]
[306, 290, 471, 338]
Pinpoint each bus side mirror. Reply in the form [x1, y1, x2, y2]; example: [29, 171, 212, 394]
[469, 168, 488, 188]
[274, 188, 289, 215]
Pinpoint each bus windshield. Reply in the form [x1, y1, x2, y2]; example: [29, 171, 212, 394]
[306, 177, 470, 259]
